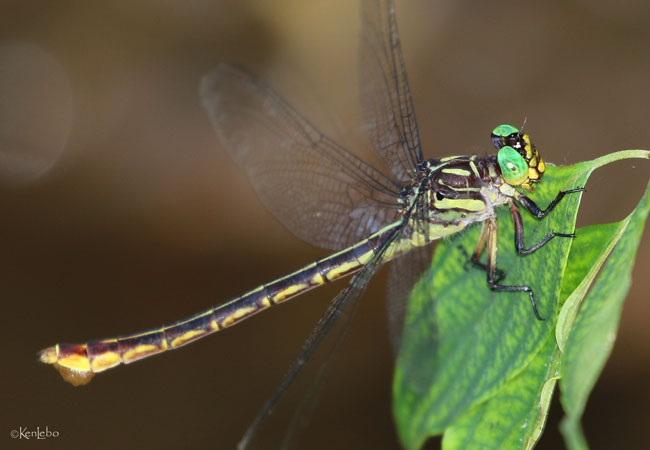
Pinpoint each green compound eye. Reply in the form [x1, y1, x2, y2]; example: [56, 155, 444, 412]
[492, 124, 520, 138]
[497, 146, 528, 185]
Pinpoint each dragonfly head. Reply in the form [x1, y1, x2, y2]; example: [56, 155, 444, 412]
[491, 124, 546, 191]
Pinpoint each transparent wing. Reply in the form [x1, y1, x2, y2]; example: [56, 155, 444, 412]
[359, 0, 423, 183]
[237, 224, 404, 449]
[200, 64, 404, 251]
[387, 244, 433, 355]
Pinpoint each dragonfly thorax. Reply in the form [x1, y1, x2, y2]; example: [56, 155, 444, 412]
[390, 155, 513, 255]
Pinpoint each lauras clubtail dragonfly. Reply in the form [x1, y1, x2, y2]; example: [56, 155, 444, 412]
[39, 0, 583, 445]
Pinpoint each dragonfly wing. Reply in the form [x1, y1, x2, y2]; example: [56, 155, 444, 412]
[387, 244, 432, 355]
[201, 64, 403, 251]
[237, 223, 404, 449]
[359, 0, 423, 183]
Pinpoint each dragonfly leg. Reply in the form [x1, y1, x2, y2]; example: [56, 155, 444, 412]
[465, 222, 505, 283]
[485, 218, 544, 320]
[509, 199, 576, 255]
[517, 187, 584, 218]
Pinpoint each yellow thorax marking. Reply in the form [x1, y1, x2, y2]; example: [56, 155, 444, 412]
[469, 159, 480, 177]
[442, 168, 471, 176]
[435, 197, 485, 212]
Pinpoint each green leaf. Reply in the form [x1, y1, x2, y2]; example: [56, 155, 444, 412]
[558, 179, 650, 449]
[442, 333, 560, 450]
[393, 150, 650, 450]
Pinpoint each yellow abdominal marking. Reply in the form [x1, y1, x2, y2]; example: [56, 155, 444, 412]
[210, 319, 220, 331]
[273, 283, 308, 302]
[221, 306, 257, 327]
[58, 352, 91, 372]
[357, 249, 375, 265]
[260, 297, 272, 308]
[442, 168, 471, 176]
[435, 197, 485, 211]
[171, 329, 207, 348]
[325, 260, 360, 280]
[123, 344, 160, 363]
[387, 222, 466, 256]
[310, 272, 326, 285]
[91, 351, 122, 372]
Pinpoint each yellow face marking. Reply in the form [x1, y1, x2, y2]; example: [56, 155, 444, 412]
[442, 168, 471, 176]
[171, 329, 207, 348]
[325, 260, 360, 281]
[435, 197, 485, 212]
[488, 165, 498, 179]
[221, 306, 257, 327]
[123, 344, 160, 363]
[58, 352, 92, 373]
[524, 144, 532, 159]
[528, 168, 539, 179]
[273, 283, 308, 303]
[91, 352, 122, 372]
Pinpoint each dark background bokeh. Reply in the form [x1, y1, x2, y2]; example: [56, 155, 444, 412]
[1, 1, 649, 449]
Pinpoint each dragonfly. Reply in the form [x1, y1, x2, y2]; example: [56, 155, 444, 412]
[39, 0, 584, 446]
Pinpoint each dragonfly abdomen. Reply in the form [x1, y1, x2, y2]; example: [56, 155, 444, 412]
[39, 221, 402, 386]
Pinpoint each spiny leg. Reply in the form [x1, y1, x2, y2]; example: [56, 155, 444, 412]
[517, 187, 584, 219]
[485, 218, 544, 321]
[466, 221, 505, 283]
[509, 199, 576, 255]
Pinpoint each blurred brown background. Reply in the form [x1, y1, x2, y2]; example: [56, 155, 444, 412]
[1, 0, 649, 449]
